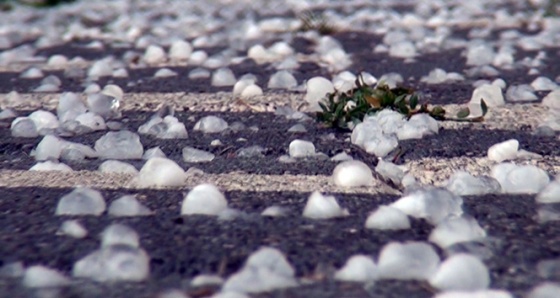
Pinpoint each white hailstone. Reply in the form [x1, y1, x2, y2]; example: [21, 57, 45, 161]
[233, 79, 255, 96]
[0, 108, 17, 120]
[261, 205, 288, 217]
[22, 266, 70, 288]
[506, 84, 538, 102]
[158, 289, 190, 298]
[154, 68, 178, 78]
[288, 139, 315, 158]
[0, 262, 25, 278]
[360, 72, 378, 85]
[193, 115, 229, 133]
[182, 146, 215, 163]
[389, 41, 417, 58]
[375, 160, 405, 185]
[188, 51, 208, 65]
[429, 216, 487, 248]
[135, 157, 187, 188]
[491, 163, 550, 194]
[181, 184, 228, 215]
[113, 68, 129, 77]
[95, 131, 144, 160]
[248, 44, 273, 64]
[269, 42, 294, 58]
[287, 124, 306, 133]
[365, 206, 411, 230]
[268, 70, 297, 89]
[377, 241, 440, 280]
[30, 161, 73, 172]
[34, 83, 59, 92]
[536, 180, 560, 203]
[304, 76, 335, 111]
[169, 40, 193, 61]
[223, 247, 297, 293]
[28, 110, 59, 132]
[99, 160, 138, 174]
[397, 113, 439, 140]
[143, 147, 166, 160]
[542, 90, 560, 110]
[321, 48, 352, 72]
[332, 160, 373, 187]
[58, 220, 88, 239]
[434, 290, 513, 298]
[378, 73, 404, 89]
[144, 45, 166, 64]
[212, 292, 250, 298]
[47, 54, 68, 67]
[390, 188, 463, 224]
[11, 117, 39, 138]
[109, 195, 153, 217]
[20, 67, 44, 79]
[87, 92, 120, 120]
[191, 274, 224, 287]
[303, 191, 348, 219]
[56, 187, 106, 216]
[352, 118, 383, 147]
[492, 79, 507, 90]
[101, 224, 140, 248]
[189, 68, 210, 79]
[211, 68, 236, 87]
[334, 255, 378, 282]
[330, 152, 353, 162]
[75, 112, 106, 131]
[161, 116, 188, 139]
[240, 85, 263, 98]
[33, 134, 64, 161]
[57, 92, 87, 122]
[84, 83, 101, 94]
[73, 245, 150, 282]
[487, 139, 519, 162]
[470, 84, 505, 107]
[528, 283, 560, 298]
[466, 43, 495, 66]
[445, 171, 501, 196]
[429, 254, 490, 291]
[363, 133, 399, 157]
[531, 76, 559, 91]
[88, 59, 113, 78]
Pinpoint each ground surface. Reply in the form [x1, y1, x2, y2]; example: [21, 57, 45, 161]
[0, 1, 559, 298]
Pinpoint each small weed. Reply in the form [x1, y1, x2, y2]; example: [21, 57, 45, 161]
[316, 74, 488, 130]
[297, 11, 337, 35]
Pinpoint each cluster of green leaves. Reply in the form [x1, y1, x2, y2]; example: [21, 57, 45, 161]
[0, 0, 75, 10]
[297, 11, 336, 35]
[316, 75, 488, 130]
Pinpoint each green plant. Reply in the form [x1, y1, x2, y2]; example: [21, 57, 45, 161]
[297, 11, 337, 35]
[316, 75, 488, 130]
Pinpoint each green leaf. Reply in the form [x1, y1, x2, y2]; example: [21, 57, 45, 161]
[456, 107, 470, 118]
[318, 101, 328, 113]
[399, 105, 409, 115]
[480, 98, 488, 116]
[394, 94, 407, 105]
[409, 95, 418, 109]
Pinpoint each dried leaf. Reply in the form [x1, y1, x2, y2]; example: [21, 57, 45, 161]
[365, 94, 382, 108]
[480, 98, 488, 116]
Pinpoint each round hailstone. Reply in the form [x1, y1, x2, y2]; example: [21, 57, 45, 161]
[374, 109, 406, 135]
[428, 216, 487, 248]
[248, 44, 273, 64]
[377, 241, 440, 280]
[112, 68, 129, 78]
[189, 68, 211, 79]
[363, 133, 399, 157]
[135, 157, 187, 188]
[267, 70, 297, 89]
[169, 40, 193, 61]
[470, 84, 505, 107]
[99, 160, 139, 174]
[182, 146, 215, 163]
[33, 134, 64, 161]
[88, 59, 113, 78]
[191, 274, 224, 287]
[542, 90, 560, 110]
[233, 79, 255, 96]
[304, 77, 335, 111]
[375, 160, 405, 185]
[531, 76, 559, 91]
[506, 84, 538, 102]
[154, 68, 178, 78]
[11, 117, 39, 138]
[108, 195, 153, 217]
[528, 282, 560, 298]
[240, 85, 263, 98]
[181, 184, 228, 215]
[445, 171, 501, 196]
[487, 139, 520, 162]
[57, 92, 87, 122]
[28, 110, 59, 132]
[261, 205, 288, 217]
[303, 191, 348, 219]
[101, 224, 140, 248]
[334, 255, 378, 282]
[87, 93, 120, 120]
[536, 180, 560, 203]
[193, 115, 229, 133]
[95, 131, 144, 160]
[389, 41, 417, 58]
[466, 43, 495, 66]
[332, 160, 373, 187]
[188, 51, 208, 65]
[365, 206, 410, 230]
[30, 161, 73, 172]
[211, 68, 236, 87]
[22, 266, 70, 288]
[47, 54, 68, 67]
[434, 290, 513, 298]
[321, 48, 352, 72]
[75, 112, 106, 131]
[390, 188, 463, 224]
[58, 220, 88, 238]
[429, 254, 490, 291]
[72, 245, 150, 282]
[491, 163, 550, 194]
[34, 83, 59, 92]
[288, 139, 315, 158]
[223, 247, 297, 293]
[144, 45, 166, 64]
[56, 187, 106, 216]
